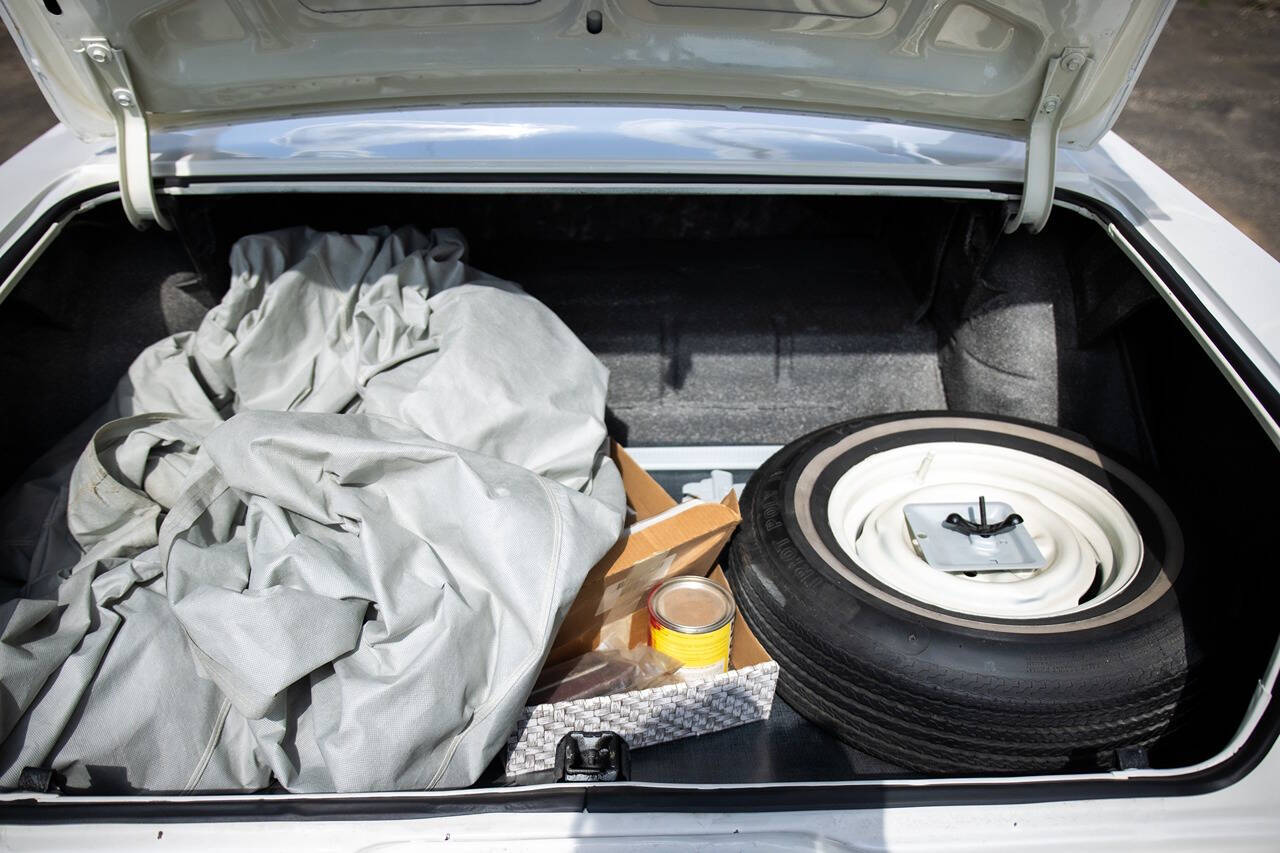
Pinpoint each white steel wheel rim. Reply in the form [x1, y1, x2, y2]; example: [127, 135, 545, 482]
[825, 441, 1144, 620]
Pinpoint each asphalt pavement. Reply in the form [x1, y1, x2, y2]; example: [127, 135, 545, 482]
[1113, 0, 1280, 258]
[1, 1, 1277, 258]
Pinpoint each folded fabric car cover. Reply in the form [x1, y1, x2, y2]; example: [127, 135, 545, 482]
[0, 227, 625, 792]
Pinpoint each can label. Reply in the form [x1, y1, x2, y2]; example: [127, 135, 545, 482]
[649, 615, 731, 680]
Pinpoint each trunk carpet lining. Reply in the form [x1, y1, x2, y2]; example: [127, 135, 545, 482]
[0, 194, 1273, 785]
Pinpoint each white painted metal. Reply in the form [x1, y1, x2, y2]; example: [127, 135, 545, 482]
[2, 758, 1280, 852]
[826, 442, 1143, 619]
[0, 1, 1174, 228]
[625, 445, 780, 471]
[75, 38, 168, 230]
[0, 124, 112, 262]
[1106, 224, 1280, 449]
[1005, 48, 1093, 233]
[1066, 136, 1280, 420]
[0, 1, 1173, 153]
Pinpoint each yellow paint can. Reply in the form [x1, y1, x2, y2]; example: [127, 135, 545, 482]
[648, 576, 734, 679]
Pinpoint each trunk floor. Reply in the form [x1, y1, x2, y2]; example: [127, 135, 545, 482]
[627, 695, 904, 782]
[490, 695, 902, 786]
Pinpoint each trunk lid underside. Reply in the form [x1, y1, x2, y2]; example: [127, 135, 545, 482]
[8, 0, 1169, 150]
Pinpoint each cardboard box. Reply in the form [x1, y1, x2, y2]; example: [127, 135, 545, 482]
[707, 565, 771, 670]
[507, 501, 777, 776]
[545, 442, 741, 665]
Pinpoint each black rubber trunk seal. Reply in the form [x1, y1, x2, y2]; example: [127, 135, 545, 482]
[0, 180, 1275, 821]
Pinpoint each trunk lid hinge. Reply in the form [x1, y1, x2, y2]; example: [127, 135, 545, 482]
[77, 38, 171, 231]
[1005, 47, 1093, 235]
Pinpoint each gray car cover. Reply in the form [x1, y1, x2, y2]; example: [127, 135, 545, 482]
[0, 227, 625, 793]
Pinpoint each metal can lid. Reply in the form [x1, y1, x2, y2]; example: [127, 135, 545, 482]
[648, 576, 735, 634]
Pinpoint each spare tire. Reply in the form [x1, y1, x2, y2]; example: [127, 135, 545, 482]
[725, 412, 1204, 773]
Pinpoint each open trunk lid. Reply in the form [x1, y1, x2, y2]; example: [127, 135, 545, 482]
[2, 1, 1171, 230]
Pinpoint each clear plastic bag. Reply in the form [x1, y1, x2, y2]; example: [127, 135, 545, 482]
[527, 639, 683, 705]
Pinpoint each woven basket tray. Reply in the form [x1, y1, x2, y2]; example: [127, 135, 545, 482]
[504, 660, 780, 776]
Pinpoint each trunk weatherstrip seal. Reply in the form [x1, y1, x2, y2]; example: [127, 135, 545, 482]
[0, 179, 1276, 822]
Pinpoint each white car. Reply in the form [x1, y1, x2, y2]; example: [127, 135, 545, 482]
[1, 0, 1279, 849]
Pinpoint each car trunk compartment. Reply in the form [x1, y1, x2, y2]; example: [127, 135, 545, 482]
[0, 189, 1274, 791]
[0, 193, 1152, 481]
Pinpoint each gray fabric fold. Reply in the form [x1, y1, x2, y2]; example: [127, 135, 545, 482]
[0, 226, 623, 792]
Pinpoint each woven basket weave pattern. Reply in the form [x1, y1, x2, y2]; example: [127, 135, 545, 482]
[504, 660, 780, 775]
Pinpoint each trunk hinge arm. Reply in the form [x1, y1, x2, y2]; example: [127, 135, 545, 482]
[1005, 48, 1093, 234]
[77, 38, 171, 231]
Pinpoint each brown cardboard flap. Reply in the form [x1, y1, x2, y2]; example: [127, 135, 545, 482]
[709, 566, 771, 668]
[613, 440, 678, 521]
[546, 443, 741, 665]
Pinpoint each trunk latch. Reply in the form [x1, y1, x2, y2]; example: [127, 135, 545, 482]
[554, 731, 632, 782]
[17, 766, 64, 795]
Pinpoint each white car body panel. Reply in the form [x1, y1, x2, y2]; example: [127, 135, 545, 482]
[0, 1, 1176, 231]
[2, 750, 1279, 851]
[2, 1, 1171, 151]
[1070, 134, 1280, 401]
